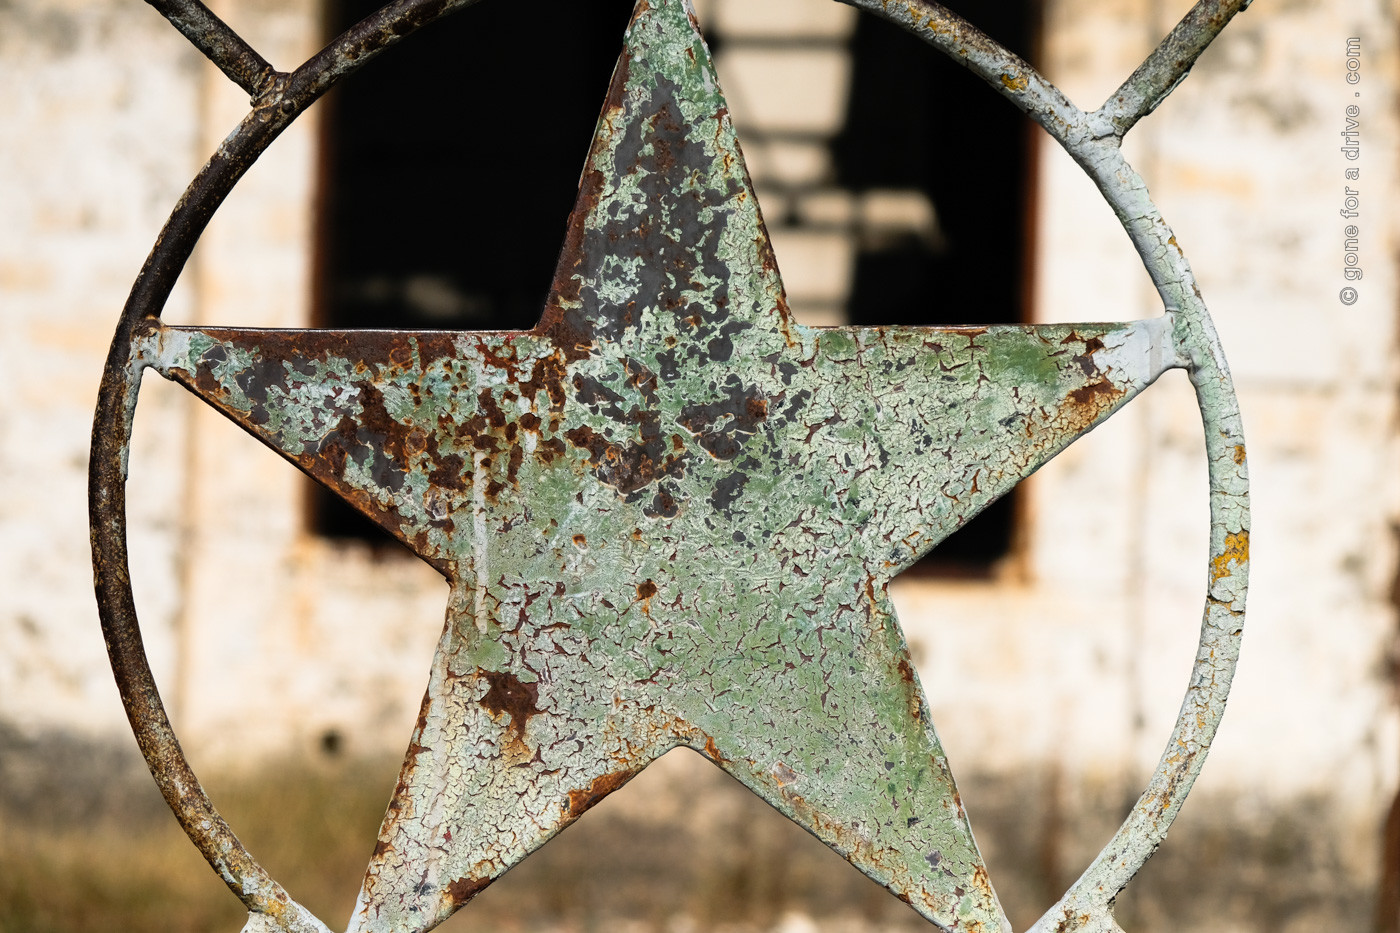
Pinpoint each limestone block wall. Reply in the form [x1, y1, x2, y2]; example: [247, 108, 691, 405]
[1, 0, 205, 738]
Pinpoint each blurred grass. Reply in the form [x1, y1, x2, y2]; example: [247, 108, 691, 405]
[0, 753, 390, 933]
[0, 745, 931, 933]
[0, 732, 1378, 933]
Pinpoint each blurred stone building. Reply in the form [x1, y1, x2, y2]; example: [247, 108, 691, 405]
[1, 0, 1397, 930]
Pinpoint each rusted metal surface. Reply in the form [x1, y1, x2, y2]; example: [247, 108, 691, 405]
[90, 1, 1251, 932]
[142, 0, 275, 98]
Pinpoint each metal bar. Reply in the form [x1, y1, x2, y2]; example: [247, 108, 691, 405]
[1096, 0, 1255, 137]
[91, 0, 487, 924]
[837, 0, 1089, 143]
[119, 0, 488, 331]
[143, 0, 276, 99]
[1026, 146, 1250, 933]
[294, 0, 488, 105]
[91, 331, 329, 932]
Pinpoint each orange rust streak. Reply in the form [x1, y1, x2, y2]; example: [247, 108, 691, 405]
[443, 875, 492, 909]
[565, 769, 636, 818]
[1210, 530, 1250, 584]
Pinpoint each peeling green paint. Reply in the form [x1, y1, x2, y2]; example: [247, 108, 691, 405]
[131, 3, 1180, 931]
[97, 0, 1251, 931]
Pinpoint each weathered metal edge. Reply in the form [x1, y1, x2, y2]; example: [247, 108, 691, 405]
[90, 1, 490, 928]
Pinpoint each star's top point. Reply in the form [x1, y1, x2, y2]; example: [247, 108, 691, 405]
[538, 0, 794, 360]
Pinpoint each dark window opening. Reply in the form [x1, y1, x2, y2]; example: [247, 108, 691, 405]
[312, 0, 1038, 576]
[318, 0, 638, 335]
[832, 1, 1038, 575]
[312, 0, 636, 543]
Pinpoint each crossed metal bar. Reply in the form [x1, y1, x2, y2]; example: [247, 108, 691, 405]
[90, 2, 1252, 932]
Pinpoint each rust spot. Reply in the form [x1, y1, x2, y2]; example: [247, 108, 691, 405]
[425, 433, 467, 491]
[1000, 71, 1028, 91]
[517, 352, 569, 412]
[1066, 379, 1120, 407]
[971, 865, 993, 897]
[536, 436, 567, 463]
[573, 533, 587, 548]
[1046, 376, 1128, 441]
[757, 227, 780, 273]
[538, 166, 609, 362]
[383, 696, 435, 822]
[444, 875, 492, 908]
[637, 579, 658, 599]
[506, 444, 524, 485]
[1210, 529, 1250, 584]
[193, 362, 223, 397]
[897, 658, 916, 686]
[478, 669, 542, 738]
[678, 382, 770, 460]
[322, 437, 348, 477]
[565, 424, 606, 460]
[474, 339, 517, 372]
[404, 718, 431, 762]
[646, 485, 678, 519]
[477, 388, 508, 429]
[1232, 444, 1247, 465]
[703, 734, 728, 764]
[355, 381, 412, 471]
[566, 769, 635, 818]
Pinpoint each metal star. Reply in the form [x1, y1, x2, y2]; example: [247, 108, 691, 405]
[134, 2, 1173, 930]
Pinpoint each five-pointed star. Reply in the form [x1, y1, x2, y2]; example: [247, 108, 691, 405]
[134, 2, 1173, 930]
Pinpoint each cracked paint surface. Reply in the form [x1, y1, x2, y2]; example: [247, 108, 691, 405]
[130, 2, 1181, 931]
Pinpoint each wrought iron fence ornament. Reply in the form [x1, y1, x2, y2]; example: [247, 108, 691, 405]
[89, 1, 1251, 932]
